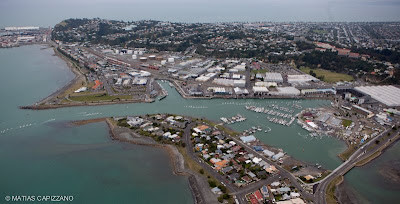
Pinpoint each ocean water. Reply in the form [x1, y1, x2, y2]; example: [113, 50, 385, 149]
[0, 45, 193, 204]
[344, 141, 400, 204]
[0, 45, 346, 203]
[0, 44, 398, 203]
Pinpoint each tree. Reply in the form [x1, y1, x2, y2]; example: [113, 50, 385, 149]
[208, 180, 217, 188]
[309, 70, 317, 77]
[218, 185, 227, 193]
[222, 194, 230, 199]
[199, 169, 204, 174]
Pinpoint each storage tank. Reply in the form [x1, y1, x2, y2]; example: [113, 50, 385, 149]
[168, 57, 175, 63]
[139, 57, 147, 62]
[134, 51, 138, 55]
[132, 55, 137, 60]
[161, 60, 167, 65]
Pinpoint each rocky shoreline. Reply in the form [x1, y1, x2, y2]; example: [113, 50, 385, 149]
[336, 179, 364, 204]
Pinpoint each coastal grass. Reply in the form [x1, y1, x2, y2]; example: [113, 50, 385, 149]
[300, 67, 354, 83]
[356, 151, 381, 166]
[69, 93, 132, 102]
[200, 119, 239, 137]
[311, 171, 332, 183]
[326, 175, 343, 204]
[176, 146, 225, 198]
[216, 125, 239, 137]
[177, 146, 205, 174]
[176, 146, 218, 184]
[338, 144, 357, 161]
[341, 119, 352, 127]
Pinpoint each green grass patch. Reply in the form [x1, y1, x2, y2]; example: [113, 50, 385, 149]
[251, 69, 268, 74]
[342, 119, 352, 127]
[300, 67, 354, 83]
[338, 144, 357, 161]
[69, 93, 132, 102]
[326, 175, 343, 204]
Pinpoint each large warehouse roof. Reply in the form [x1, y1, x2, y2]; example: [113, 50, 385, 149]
[354, 85, 400, 106]
[264, 72, 283, 82]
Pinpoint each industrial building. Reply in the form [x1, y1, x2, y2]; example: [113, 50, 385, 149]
[234, 87, 249, 95]
[354, 85, 400, 107]
[252, 86, 269, 94]
[276, 87, 301, 96]
[255, 82, 277, 87]
[233, 64, 246, 71]
[300, 88, 336, 95]
[287, 74, 319, 85]
[264, 72, 283, 83]
[240, 135, 256, 143]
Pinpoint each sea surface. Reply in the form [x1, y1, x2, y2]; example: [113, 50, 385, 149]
[0, 45, 193, 204]
[0, 45, 399, 203]
[344, 141, 400, 204]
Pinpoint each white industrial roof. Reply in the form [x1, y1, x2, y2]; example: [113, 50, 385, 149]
[255, 82, 277, 87]
[195, 76, 211, 82]
[277, 87, 301, 96]
[264, 72, 283, 82]
[355, 85, 400, 106]
[253, 86, 269, 93]
[287, 74, 319, 83]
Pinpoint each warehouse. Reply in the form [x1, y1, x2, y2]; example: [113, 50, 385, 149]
[233, 64, 246, 71]
[287, 74, 319, 85]
[276, 87, 300, 96]
[234, 87, 249, 95]
[255, 82, 277, 87]
[301, 88, 336, 95]
[240, 135, 256, 143]
[207, 87, 230, 95]
[234, 80, 246, 88]
[354, 85, 400, 107]
[213, 78, 234, 86]
[195, 76, 210, 82]
[264, 72, 283, 83]
[253, 86, 269, 94]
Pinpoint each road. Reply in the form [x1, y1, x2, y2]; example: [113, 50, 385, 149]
[314, 125, 400, 204]
[226, 134, 314, 201]
[184, 117, 400, 204]
[182, 121, 314, 204]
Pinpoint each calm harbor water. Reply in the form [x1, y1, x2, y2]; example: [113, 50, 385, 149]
[344, 141, 400, 204]
[0, 45, 193, 204]
[0, 45, 398, 203]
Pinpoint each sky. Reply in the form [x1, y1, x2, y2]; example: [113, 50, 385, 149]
[1, 0, 400, 27]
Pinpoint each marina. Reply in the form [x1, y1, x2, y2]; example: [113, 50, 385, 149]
[220, 114, 246, 124]
[245, 105, 297, 126]
[241, 125, 269, 135]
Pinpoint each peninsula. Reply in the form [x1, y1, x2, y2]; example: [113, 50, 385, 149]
[2, 18, 400, 204]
